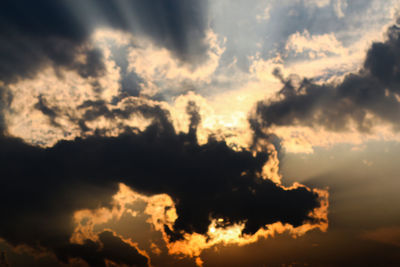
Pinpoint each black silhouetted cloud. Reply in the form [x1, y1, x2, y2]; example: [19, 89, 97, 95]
[0, 102, 322, 266]
[59, 231, 149, 267]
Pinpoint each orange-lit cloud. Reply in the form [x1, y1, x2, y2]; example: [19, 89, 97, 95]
[71, 175, 328, 266]
[5, 2, 400, 267]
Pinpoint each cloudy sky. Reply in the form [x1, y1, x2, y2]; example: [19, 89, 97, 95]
[1, 0, 400, 266]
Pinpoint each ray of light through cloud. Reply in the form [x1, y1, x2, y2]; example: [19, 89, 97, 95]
[1, 1, 400, 267]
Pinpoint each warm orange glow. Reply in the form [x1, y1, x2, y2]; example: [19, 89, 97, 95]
[71, 181, 328, 266]
[71, 183, 176, 244]
[164, 187, 328, 265]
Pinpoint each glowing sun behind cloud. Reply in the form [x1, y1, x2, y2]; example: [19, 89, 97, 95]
[71, 183, 328, 266]
[3, 1, 400, 267]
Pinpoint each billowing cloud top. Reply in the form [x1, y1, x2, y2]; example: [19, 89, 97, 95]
[4, 1, 400, 266]
[253, 22, 400, 133]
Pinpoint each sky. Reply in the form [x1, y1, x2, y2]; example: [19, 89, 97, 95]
[1, 0, 400, 266]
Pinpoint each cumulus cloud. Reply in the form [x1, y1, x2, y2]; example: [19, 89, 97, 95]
[253, 21, 400, 134]
[0, 0, 104, 84]
[0, 2, 338, 266]
[0, 100, 325, 266]
[0, 0, 210, 84]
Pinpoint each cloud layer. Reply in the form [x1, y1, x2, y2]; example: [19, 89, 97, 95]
[0, 0, 209, 84]
[253, 21, 400, 133]
[0, 102, 324, 266]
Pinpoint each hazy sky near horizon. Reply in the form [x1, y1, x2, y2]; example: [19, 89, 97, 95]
[1, 1, 400, 266]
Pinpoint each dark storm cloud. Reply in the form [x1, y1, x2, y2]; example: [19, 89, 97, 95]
[0, 87, 7, 135]
[0, 0, 209, 84]
[253, 22, 400, 133]
[0, 251, 9, 267]
[0, 0, 105, 83]
[0, 102, 322, 266]
[60, 231, 148, 267]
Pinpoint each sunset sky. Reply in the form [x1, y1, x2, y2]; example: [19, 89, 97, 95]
[1, 1, 400, 266]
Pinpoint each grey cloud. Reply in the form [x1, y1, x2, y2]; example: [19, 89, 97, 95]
[253, 22, 400, 133]
[0, 0, 210, 84]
